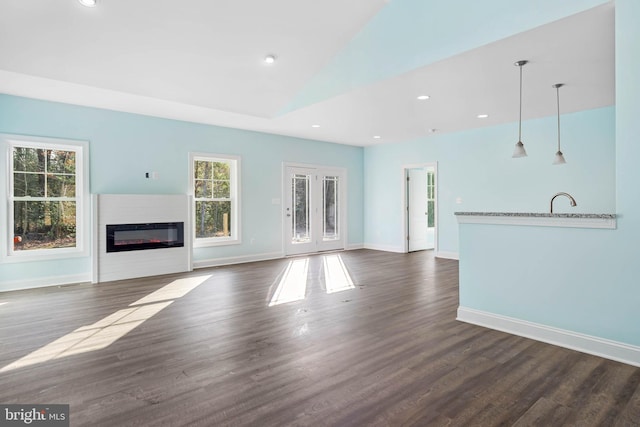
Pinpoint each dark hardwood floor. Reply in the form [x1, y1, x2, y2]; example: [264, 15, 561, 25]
[1, 249, 639, 426]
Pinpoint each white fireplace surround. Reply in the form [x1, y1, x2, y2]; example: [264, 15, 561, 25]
[93, 194, 192, 283]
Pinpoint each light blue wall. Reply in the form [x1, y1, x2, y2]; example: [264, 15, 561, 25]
[284, 0, 610, 113]
[0, 95, 364, 290]
[457, 0, 640, 349]
[364, 106, 616, 253]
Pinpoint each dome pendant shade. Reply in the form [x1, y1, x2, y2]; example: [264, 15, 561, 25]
[552, 83, 566, 165]
[513, 141, 527, 158]
[512, 60, 528, 158]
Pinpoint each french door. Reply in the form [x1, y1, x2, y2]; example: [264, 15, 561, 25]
[284, 165, 345, 256]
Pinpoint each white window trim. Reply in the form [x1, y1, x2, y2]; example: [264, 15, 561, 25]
[189, 152, 241, 248]
[1, 134, 90, 263]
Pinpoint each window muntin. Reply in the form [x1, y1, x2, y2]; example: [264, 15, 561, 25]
[191, 154, 240, 246]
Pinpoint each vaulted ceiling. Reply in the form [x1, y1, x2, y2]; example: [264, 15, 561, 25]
[0, 0, 614, 146]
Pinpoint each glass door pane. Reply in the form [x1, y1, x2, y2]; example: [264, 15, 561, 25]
[322, 176, 339, 241]
[292, 173, 311, 243]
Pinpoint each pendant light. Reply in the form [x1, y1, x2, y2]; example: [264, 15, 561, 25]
[552, 83, 567, 165]
[512, 60, 528, 158]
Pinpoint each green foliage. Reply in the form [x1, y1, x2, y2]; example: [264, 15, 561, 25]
[194, 160, 231, 198]
[195, 201, 231, 238]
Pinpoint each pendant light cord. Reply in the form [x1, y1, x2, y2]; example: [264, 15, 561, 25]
[556, 85, 561, 152]
[518, 64, 523, 141]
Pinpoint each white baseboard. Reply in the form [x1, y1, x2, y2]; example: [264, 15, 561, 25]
[0, 274, 92, 293]
[363, 243, 405, 253]
[362, 245, 456, 258]
[436, 251, 459, 260]
[346, 243, 364, 250]
[193, 251, 283, 269]
[457, 306, 640, 368]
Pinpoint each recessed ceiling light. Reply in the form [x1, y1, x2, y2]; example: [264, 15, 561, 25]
[264, 55, 276, 64]
[417, 95, 430, 100]
[78, 0, 97, 7]
[373, 135, 381, 139]
[311, 124, 320, 128]
[477, 114, 489, 119]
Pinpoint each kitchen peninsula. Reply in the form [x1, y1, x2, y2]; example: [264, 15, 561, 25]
[453, 211, 640, 367]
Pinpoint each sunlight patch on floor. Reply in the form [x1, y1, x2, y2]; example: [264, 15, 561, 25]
[269, 258, 309, 306]
[323, 254, 354, 294]
[0, 302, 172, 372]
[0, 274, 211, 373]
[132, 276, 211, 305]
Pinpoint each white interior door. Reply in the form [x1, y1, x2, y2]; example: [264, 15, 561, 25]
[408, 168, 429, 252]
[284, 166, 345, 256]
[406, 166, 437, 252]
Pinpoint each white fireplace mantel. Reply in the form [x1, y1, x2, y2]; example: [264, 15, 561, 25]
[93, 194, 192, 283]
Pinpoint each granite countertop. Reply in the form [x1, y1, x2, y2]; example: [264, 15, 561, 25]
[454, 212, 616, 219]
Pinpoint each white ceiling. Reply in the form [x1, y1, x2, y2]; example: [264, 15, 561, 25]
[0, 0, 614, 147]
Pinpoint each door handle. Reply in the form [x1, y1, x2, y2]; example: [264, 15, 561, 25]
[286, 214, 291, 217]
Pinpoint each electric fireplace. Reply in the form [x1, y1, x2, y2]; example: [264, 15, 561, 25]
[106, 222, 184, 253]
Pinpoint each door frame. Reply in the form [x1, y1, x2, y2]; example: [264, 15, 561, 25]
[402, 162, 438, 254]
[282, 162, 348, 256]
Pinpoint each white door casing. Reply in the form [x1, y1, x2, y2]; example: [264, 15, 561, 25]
[403, 163, 437, 253]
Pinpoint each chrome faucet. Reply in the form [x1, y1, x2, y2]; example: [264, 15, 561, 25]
[550, 192, 577, 213]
